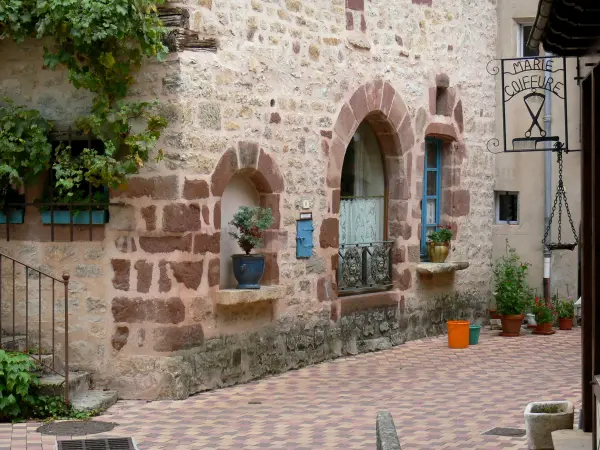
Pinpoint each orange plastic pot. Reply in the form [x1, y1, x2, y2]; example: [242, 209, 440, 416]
[447, 320, 470, 349]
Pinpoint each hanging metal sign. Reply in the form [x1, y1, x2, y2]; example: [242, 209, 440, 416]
[486, 56, 572, 153]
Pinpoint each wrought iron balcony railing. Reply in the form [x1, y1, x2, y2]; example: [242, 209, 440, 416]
[337, 240, 394, 294]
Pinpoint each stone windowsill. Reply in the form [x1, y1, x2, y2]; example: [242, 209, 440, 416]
[216, 285, 287, 306]
[416, 262, 469, 276]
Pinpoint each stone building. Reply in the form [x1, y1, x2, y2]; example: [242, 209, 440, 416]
[493, 0, 581, 297]
[0, 0, 496, 400]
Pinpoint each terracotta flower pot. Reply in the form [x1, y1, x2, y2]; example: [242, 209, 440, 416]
[428, 242, 449, 263]
[559, 317, 573, 330]
[500, 314, 523, 337]
[489, 309, 501, 320]
[533, 322, 556, 335]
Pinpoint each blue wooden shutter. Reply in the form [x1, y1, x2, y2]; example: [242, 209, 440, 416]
[421, 139, 442, 258]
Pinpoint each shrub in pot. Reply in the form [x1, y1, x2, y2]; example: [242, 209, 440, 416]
[532, 297, 557, 335]
[555, 296, 575, 330]
[427, 225, 453, 262]
[493, 241, 533, 336]
[228, 206, 274, 289]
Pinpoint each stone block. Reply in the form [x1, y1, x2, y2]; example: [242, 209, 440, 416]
[159, 260, 172, 292]
[170, 261, 204, 289]
[194, 232, 220, 254]
[319, 217, 339, 248]
[239, 141, 259, 169]
[141, 205, 157, 231]
[252, 149, 284, 193]
[111, 259, 130, 291]
[139, 234, 193, 254]
[108, 205, 136, 231]
[115, 176, 178, 200]
[163, 203, 201, 233]
[208, 258, 220, 287]
[135, 260, 153, 293]
[216, 285, 286, 306]
[376, 411, 402, 450]
[211, 148, 238, 197]
[153, 324, 204, 352]
[112, 297, 185, 324]
[112, 326, 129, 351]
[197, 103, 221, 130]
[115, 237, 136, 253]
[183, 178, 210, 200]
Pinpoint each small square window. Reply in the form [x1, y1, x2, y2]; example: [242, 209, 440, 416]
[518, 24, 539, 58]
[496, 191, 519, 224]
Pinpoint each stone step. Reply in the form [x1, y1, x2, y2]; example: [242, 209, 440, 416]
[552, 429, 592, 450]
[39, 371, 91, 398]
[70, 390, 118, 413]
[1, 334, 27, 351]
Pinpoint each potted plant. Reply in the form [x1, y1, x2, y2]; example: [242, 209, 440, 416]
[555, 296, 575, 330]
[532, 297, 557, 335]
[427, 225, 453, 263]
[524, 401, 574, 450]
[0, 99, 53, 224]
[228, 205, 274, 289]
[493, 241, 533, 336]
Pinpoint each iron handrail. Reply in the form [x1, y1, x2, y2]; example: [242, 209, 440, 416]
[0, 251, 70, 404]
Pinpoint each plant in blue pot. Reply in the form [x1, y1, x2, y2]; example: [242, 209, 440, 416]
[228, 206, 274, 289]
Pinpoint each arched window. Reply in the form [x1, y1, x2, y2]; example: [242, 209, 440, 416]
[421, 137, 443, 258]
[338, 122, 392, 293]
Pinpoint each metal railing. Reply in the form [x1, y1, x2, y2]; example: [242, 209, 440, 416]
[337, 240, 394, 294]
[0, 252, 70, 403]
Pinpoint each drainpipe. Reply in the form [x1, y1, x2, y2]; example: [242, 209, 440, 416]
[543, 52, 552, 303]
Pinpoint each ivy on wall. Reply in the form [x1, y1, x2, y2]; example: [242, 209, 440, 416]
[0, 0, 169, 202]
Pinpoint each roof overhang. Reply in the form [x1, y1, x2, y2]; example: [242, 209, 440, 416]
[528, 0, 600, 57]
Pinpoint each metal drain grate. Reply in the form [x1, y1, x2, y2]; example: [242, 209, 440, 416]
[56, 438, 137, 450]
[482, 427, 526, 437]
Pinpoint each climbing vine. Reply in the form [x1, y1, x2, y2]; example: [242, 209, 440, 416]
[0, 0, 169, 199]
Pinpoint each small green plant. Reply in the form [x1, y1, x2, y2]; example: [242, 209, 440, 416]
[0, 350, 39, 420]
[428, 225, 453, 244]
[0, 350, 94, 422]
[532, 297, 556, 324]
[493, 240, 533, 316]
[229, 206, 274, 255]
[533, 404, 562, 414]
[554, 296, 575, 319]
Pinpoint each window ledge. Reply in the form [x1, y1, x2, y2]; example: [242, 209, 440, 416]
[416, 261, 469, 276]
[216, 285, 286, 306]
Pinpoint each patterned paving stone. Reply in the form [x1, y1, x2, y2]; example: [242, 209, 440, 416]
[10, 328, 581, 449]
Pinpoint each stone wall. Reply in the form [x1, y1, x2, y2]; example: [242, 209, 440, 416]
[0, 0, 497, 399]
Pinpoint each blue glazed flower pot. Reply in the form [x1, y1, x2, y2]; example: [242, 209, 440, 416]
[232, 254, 265, 289]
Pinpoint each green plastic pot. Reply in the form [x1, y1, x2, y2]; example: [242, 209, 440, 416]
[469, 325, 481, 345]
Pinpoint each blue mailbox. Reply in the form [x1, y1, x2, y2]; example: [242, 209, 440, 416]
[296, 218, 314, 259]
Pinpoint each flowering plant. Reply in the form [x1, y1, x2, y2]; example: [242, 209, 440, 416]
[554, 296, 575, 319]
[428, 225, 453, 244]
[532, 297, 556, 324]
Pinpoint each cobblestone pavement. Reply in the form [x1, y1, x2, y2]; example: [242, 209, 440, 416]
[1, 327, 581, 450]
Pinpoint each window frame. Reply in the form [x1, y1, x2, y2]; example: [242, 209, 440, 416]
[420, 138, 442, 259]
[495, 191, 520, 225]
[516, 22, 539, 58]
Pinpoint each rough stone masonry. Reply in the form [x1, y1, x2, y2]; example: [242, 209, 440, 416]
[0, 0, 496, 399]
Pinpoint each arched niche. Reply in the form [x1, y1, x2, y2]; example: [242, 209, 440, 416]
[220, 173, 261, 288]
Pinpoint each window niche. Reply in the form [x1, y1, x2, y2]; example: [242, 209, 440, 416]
[41, 133, 109, 225]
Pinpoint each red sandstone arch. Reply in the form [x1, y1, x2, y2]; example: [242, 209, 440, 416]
[325, 80, 416, 244]
[209, 142, 285, 285]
